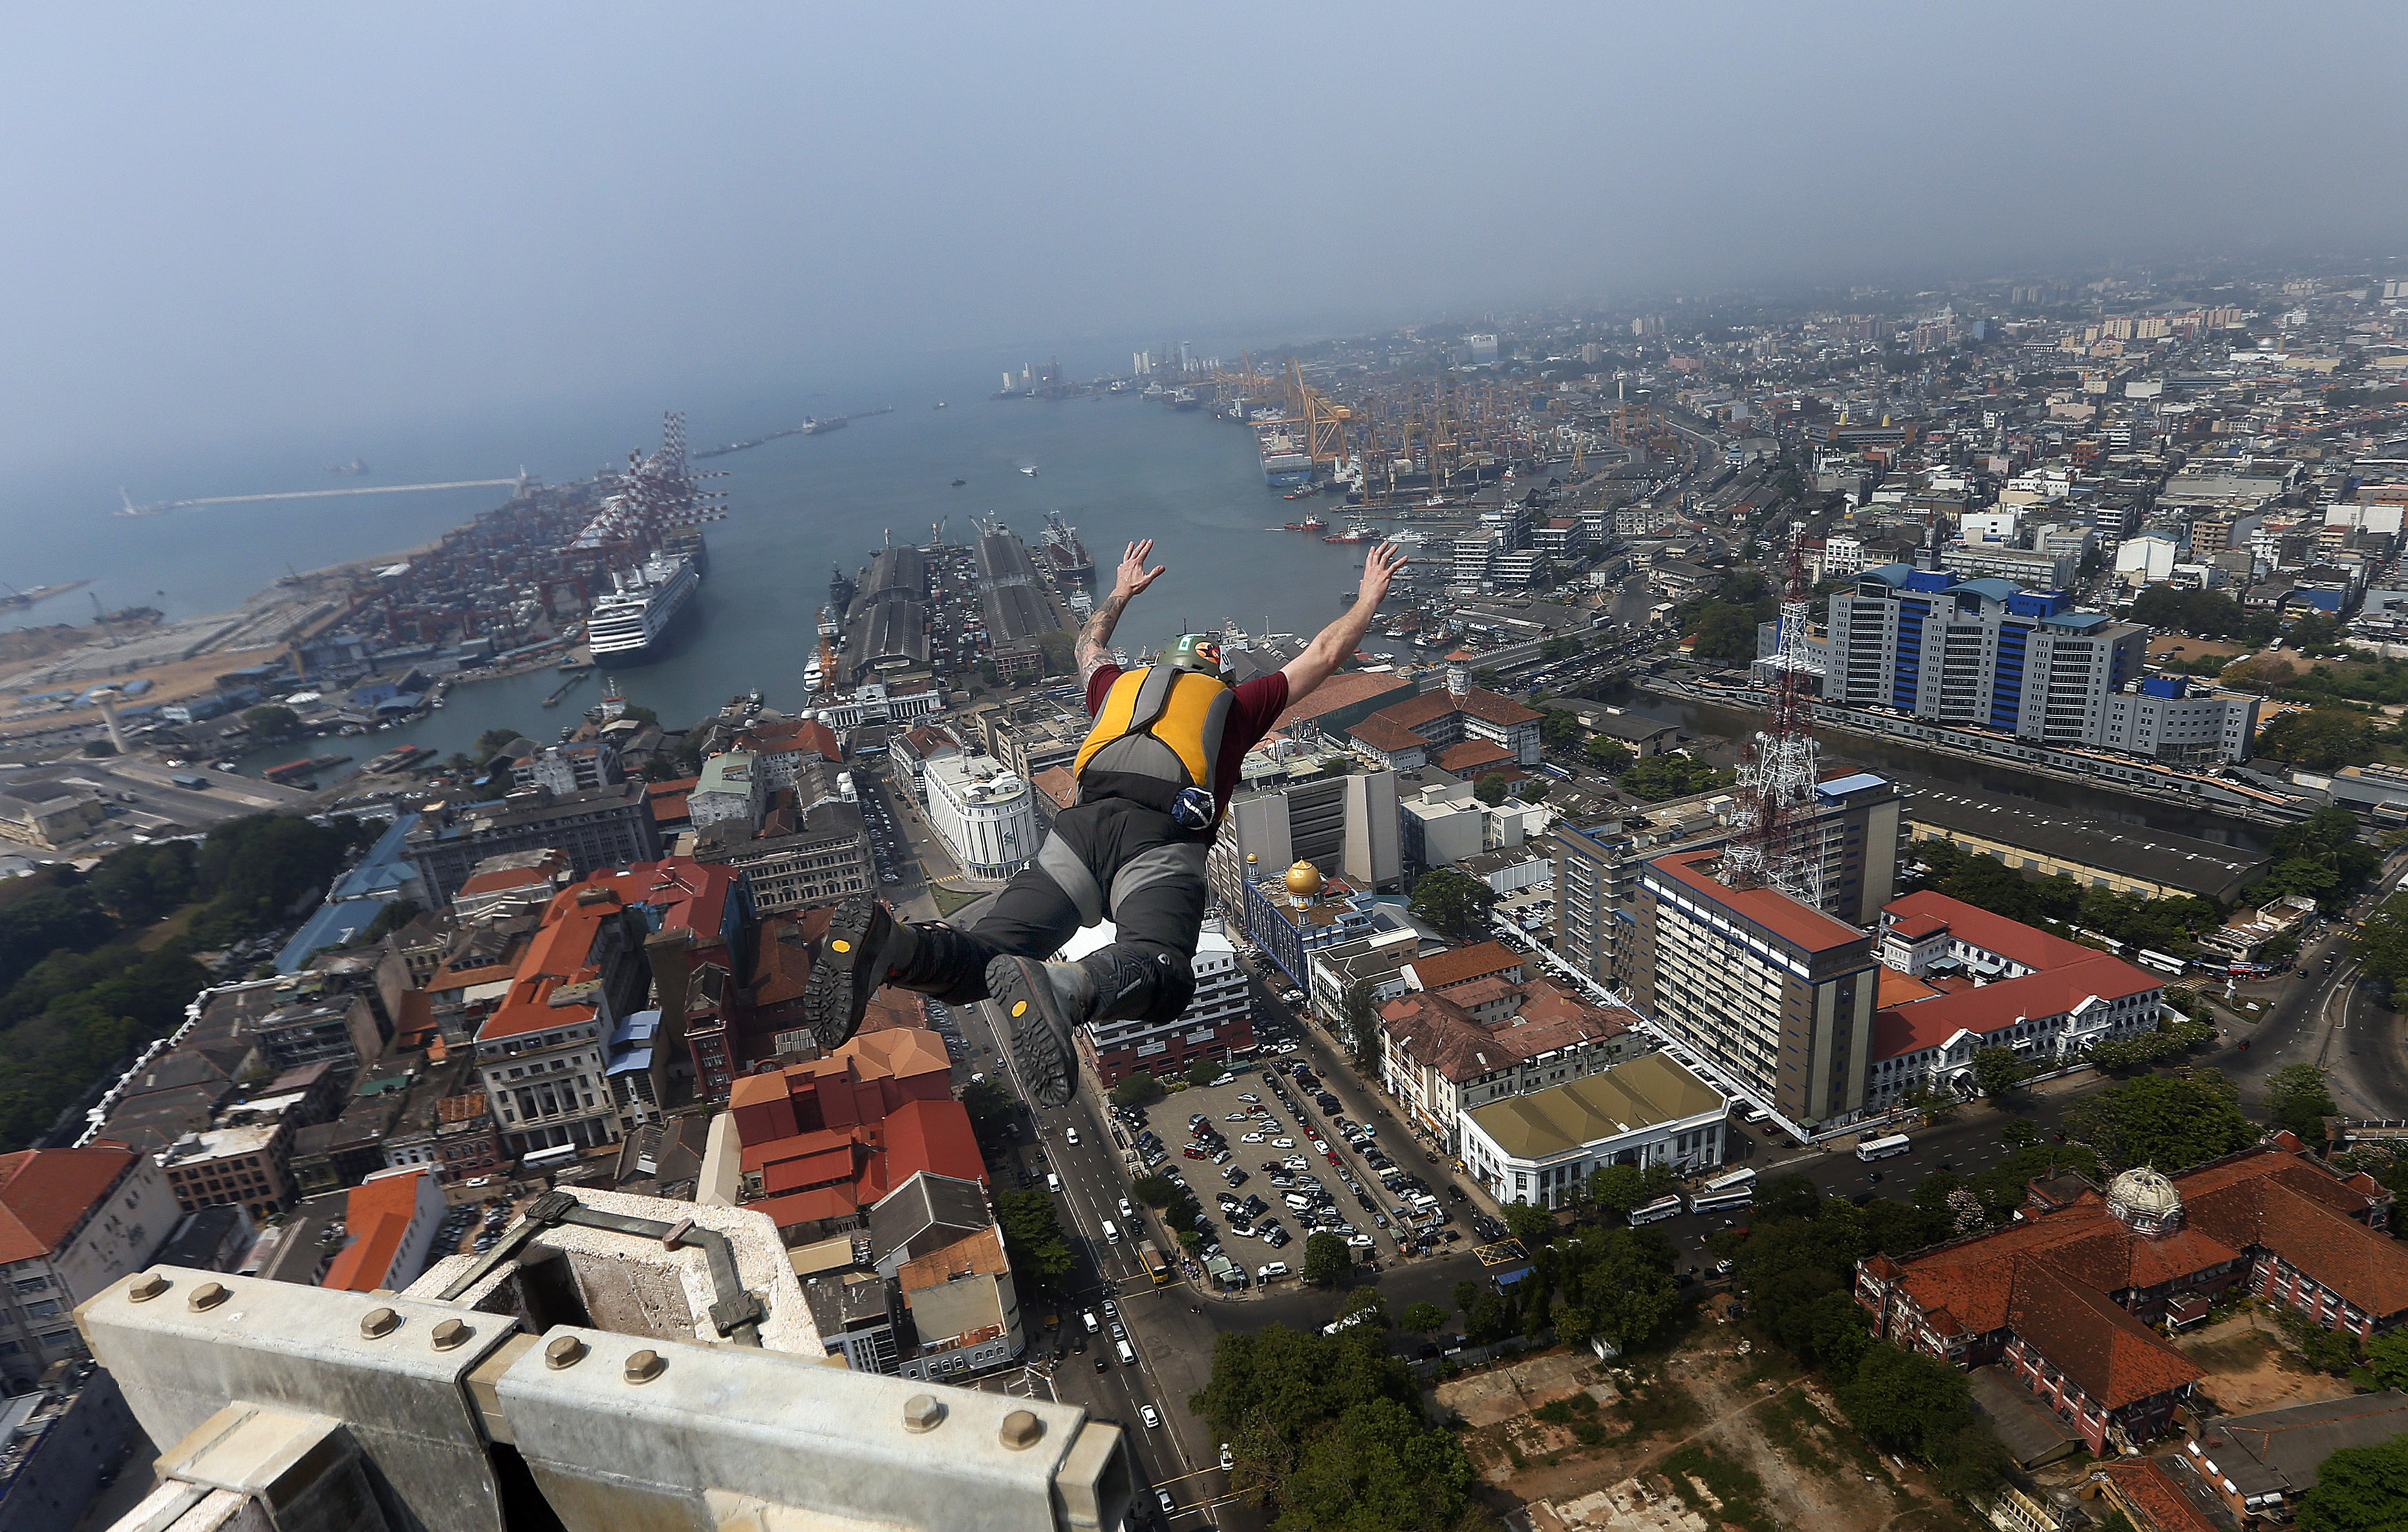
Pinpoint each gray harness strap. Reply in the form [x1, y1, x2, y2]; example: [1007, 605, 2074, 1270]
[1038, 832, 1107, 927]
[1108, 841, 1209, 918]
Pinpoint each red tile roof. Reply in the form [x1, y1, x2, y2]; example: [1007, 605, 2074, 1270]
[1651, 850, 1867, 953]
[0, 1145, 135, 1264]
[322, 1171, 432, 1293]
[2006, 1260, 2203, 1409]
[883, 1097, 985, 1186]
[1408, 942, 1526, 991]
[2095, 1459, 2221, 1532]
[1436, 740, 1517, 774]
[735, 718, 843, 761]
[1872, 953, 2160, 1061]
[896, 1224, 1009, 1295]
[475, 883, 626, 1043]
[1883, 890, 2102, 971]
[1373, 687, 1539, 731]
[1270, 671, 1412, 730]
[1345, 716, 1430, 753]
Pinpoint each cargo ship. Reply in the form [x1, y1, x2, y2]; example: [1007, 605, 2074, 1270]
[1257, 424, 1312, 488]
[1040, 512, 1093, 583]
[587, 549, 701, 662]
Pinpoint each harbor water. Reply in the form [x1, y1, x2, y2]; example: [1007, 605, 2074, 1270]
[33, 367, 1404, 781]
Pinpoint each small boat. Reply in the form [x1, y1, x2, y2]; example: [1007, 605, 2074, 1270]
[1282, 517, 1327, 532]
[1020, 465, 1038, 477]
[1325, 523, 1378, 543]
[951, 478, 966, 487]
[1282, 486, 1317, 501]
[934, 401, 947, 409]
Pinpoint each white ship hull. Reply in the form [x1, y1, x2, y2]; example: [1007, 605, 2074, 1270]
[587, 554, 700, 660]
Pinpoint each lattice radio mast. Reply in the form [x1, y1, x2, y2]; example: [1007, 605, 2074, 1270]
[1721, 521, 1825, 907]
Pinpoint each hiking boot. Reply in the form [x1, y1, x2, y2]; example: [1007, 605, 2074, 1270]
[985, 955, 1097, 1109]
[803, 896, 912, 1050]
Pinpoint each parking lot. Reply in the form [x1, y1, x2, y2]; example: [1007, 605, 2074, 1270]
[1108, 1058, 1473, 1288]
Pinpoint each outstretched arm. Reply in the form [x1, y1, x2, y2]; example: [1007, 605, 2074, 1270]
[1075, 539, 1166, 686]
[1280, 542, 1407, 704]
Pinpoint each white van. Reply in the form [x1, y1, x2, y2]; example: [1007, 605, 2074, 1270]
[1103, 1220, 1122, 1244]
[1082, 1310, 1099, 1333]
[1115, 1339, 1137, 1367]
[1046, 1173, 1063, 1195]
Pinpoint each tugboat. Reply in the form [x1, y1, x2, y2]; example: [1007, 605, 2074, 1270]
[1324, 521, 1378, 543]
[950, 478, 967, 487]
[1282, 516, 1328, 532]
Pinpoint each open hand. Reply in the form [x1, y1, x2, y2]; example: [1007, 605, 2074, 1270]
[1358, 541, 1408, 605]
[1114, 539, 1168, 601]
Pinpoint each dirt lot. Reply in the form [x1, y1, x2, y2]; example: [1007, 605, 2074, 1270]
[1435, 1321, 1982, 1532]
[2175, 1313, 2357, 1415]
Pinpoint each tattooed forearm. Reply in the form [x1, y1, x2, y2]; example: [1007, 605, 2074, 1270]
[1076, 590, 1132, 680]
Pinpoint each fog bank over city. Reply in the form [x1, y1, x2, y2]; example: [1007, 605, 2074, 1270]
[0, 3, 2399, 466]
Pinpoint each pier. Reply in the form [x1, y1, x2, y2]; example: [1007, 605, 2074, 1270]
[117, 476, 532, 517]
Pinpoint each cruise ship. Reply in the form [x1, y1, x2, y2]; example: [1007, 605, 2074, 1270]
[587, 551, 700, 660]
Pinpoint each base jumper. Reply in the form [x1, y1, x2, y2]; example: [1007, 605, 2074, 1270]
[804, 537, 1407, 1106]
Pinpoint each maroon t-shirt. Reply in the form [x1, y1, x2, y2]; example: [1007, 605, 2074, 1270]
[1083, 665, 1289, 816]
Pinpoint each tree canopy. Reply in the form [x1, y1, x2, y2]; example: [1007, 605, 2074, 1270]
[1189, 1325, 1487, 1532]
[1618, 753, 1730, 802]
[2294, 1436, 2408, 1532]
[1408, 869, 1501, 938]
[1302, 1231, 1351, 1288]
[993, 1189, 1076, 1297]
[1583, 735, 1634, 774]
[2064, 1070, 2259, 1171]
[1110, 1070, 1165, 1108]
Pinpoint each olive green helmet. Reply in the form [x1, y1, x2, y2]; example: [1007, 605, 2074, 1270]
[1163, 634, 1227, 676]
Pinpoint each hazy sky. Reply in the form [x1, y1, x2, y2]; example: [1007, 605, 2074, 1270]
[3, 2, 2400, 470]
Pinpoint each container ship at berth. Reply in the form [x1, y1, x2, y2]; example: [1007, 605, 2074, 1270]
[585, 550, 700, 661]
[1040, 511, 1093, 584]
[1257, 424, 1313, 489]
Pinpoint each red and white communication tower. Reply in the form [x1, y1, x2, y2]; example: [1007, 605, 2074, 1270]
[1721, 523, 1825, 905]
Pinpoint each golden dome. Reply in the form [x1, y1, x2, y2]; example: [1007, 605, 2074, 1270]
[1283, 861, 1324, 896]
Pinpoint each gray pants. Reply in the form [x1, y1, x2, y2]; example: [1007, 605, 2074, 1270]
[940, 797, 1207, 1024]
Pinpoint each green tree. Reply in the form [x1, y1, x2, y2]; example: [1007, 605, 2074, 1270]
[79, 738, 118, 757]
[2001, 1119, 2041, 1150]
[472, 727, 525, 761]
[1548, 1225, 1681, 1357]
[1337, 979, 1379, 1068]
[1408, 868, 1501, 938]
[1186, 1055, 1224, 1090]
[2065, 1070, 2259, 1171]
[1583, 735, 1633, 774]
[1836, 1344, 2010, 1499]
[1110, 1070, 1165, 1108]
[240, 704, 301, 738]
[1302, 1231, 1351, 1288]
[1618, 753, 1730, 802]
[1193, 1326, 1481, 1532]
[2355, 887, 2408, 1008]
[1398, 1301, 1448, 1336]
[2363, 1329, 2408, 1392]
[960, 1077, 1016, 1142]
[2253, 709, 2381, 772]
[993, 1189, 1077, 1297]
[1473, 772, 1512, 807]
[2266, 1064, 2339, 1147]
[2294, 1437, 2408, 1532]
[1132, 1174, 1179, 1209]
[1968, 1046, 2034, 1101]
[1538, 708, 1583, 751]
[2267, 807, 2382, 911]
[1504, 1200, 1555, 1245]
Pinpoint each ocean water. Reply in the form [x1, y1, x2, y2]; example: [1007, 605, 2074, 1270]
[6, 356, 1401, 777]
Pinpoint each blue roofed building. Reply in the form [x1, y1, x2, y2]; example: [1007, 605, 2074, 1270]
[276, 813, 424, 972]
[1819, 565, 2250, 762]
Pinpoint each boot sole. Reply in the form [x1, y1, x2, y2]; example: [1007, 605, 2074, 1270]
[988, 956, 1075, 1109]
[803, 896, 893, 1051]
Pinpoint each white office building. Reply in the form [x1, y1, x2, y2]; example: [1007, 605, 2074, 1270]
[923, 753, 1037, 880]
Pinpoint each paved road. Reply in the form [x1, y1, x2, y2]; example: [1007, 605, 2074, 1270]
[2214, 853, 2408, 1121]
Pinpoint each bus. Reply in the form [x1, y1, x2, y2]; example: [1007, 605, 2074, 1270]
[2135, 949, 2188, 976]
[1855, 1134, 1912, 1162]
[1137, 1240, 1172, 1287]
[1628, 1193, 1686, 1225]
[1686, 1168, 1755, 1215]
